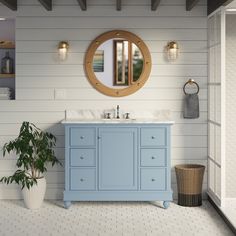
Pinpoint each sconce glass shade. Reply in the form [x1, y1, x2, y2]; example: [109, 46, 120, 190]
[58, 41, 69, 61]
[166, 41, 179, 61]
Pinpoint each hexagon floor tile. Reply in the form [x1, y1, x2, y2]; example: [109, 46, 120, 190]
[0, 200, 233, 236]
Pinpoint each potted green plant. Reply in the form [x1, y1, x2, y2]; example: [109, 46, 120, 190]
[0, 121, 61, 209]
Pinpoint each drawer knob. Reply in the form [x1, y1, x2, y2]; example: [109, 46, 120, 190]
[80, 156, 84, 160]
[151, 156, 155, 159]
[151, 136, 155, 139]
[80, 178, 84, 182]
[151, 178, 156, 182]
[80, 136, 84, 139]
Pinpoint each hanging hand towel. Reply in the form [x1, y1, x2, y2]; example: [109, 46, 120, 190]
[183, 93, 199, 119]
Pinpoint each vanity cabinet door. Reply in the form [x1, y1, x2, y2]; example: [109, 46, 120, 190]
[98, 128, 138, 190]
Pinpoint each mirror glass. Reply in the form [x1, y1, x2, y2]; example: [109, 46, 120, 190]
[85, 30, 152, 97]
[92, 38, 143, 89]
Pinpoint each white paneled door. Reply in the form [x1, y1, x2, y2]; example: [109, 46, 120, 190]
[208, 8, 225, 207]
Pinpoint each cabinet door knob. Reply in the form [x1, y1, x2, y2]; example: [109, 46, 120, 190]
[80, 156, 84, 160]
[80, 136, 84, 139]
[151, 136, 155, 139]
[151, 178, 156, 182]
[80, 178, 84, 182]
[97, 136, 101, 139]
[151, 156, 155, 159]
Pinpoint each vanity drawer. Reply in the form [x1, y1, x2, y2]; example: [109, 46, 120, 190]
[140, 127, 166, 147]
[140, 168, 166, 190]
[70, 149, 96, 167]
[70, 127, 96, 147]
[70, 168, 96, 190]
[141, 149, 166, 167]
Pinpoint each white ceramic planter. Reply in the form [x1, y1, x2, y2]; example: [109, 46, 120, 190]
[22, 177, 46, 209]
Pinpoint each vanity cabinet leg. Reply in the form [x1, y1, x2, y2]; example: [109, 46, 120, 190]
[64, 201, 72, 209]
[163, 201, 170, 209]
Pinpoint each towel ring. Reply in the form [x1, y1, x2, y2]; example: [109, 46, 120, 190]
[183, 79, 199, 95]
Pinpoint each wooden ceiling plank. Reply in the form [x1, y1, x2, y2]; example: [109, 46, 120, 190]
[38, 0, 52, 11]
[0, 0, 17, 11]
[186, 0, 200, 11]
[151, 0, 161, 11]
[77, 0, 87, 11]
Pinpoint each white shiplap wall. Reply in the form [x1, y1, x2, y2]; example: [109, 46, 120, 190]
[0, 0, 208, 199]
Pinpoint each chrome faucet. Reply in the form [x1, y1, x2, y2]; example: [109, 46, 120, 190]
[116, 105, 120, 119]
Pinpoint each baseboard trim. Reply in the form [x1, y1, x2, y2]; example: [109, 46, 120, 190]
[208, 195, 236, 235]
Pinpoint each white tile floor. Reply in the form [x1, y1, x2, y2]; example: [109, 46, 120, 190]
[0, 200, 233, 236]
[220, 199, 236, 229]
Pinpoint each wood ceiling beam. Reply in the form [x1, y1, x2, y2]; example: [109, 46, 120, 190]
[186, 0, 200, 11]
[117, 0, 121, 11]
[0, 0, 17, 11]
[151, 0, 161, 11]
[38, 0, 52, 11]
[208, 0, 233, 15]
[77, 0, 86, 11]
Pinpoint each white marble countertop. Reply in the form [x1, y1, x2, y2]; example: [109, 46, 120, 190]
[61, 119, 175, 124]
[62, 109, 175, 124]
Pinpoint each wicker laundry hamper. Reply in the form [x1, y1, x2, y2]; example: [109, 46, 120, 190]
[175, 164, 205, 207]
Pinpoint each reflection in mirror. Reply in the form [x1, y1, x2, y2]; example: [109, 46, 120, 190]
[132, 43, 143, 83]
[114, 40, 129, 86]
[93, 38, 143, 89]
[93, 50, 104, 72]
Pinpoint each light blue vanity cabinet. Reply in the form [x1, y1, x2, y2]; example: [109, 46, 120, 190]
[63, 122, 173, 209]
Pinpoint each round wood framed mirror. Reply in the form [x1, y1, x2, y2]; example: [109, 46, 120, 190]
[84, 30, 152, 97]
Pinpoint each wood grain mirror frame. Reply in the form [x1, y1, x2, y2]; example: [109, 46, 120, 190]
[84, 30, 152, 97]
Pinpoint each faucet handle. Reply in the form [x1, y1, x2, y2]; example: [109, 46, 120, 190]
[105, 112, 111, 119]
[125, 113, 130, 119]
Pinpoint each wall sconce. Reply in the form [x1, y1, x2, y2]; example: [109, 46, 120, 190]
[166, 41, 179, 61]
[58, 41, 69, 61]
